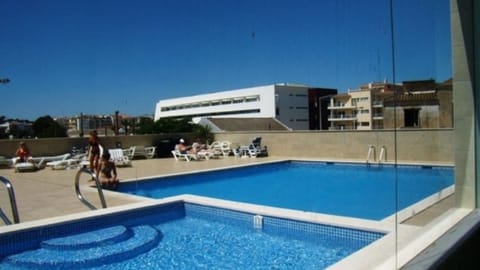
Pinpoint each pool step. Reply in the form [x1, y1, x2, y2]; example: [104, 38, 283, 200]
[4, 225, 162, 269]
[42, 225, 130, 250]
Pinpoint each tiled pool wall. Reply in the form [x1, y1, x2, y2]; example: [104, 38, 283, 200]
[292, 159, 454, 170]
[185, 203, 385, 249]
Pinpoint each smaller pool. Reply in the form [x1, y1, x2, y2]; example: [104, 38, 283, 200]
[0, 201, 384, 269]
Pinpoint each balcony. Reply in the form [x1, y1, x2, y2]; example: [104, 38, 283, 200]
[327, 104, 356, 110]
[328, 126, 356, 130]
[372, 113, 384, 120]
[328, 114, 357, 121]
[372, 101, 384, 107]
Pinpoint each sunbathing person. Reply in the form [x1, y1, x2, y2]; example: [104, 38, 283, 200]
[191, 138, 217, 157]
[175, 138, 192, 154]
[98, 152, 118, 189]
[15, 142, 33, 164]
[191, 138, 206, 154]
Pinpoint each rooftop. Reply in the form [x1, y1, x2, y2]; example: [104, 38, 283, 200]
[207, 117, 289, 132]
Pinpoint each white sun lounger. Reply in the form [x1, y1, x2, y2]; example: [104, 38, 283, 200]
[131, 145, 156, 159]
[122, 146, 135, 160]
[43, 154, 72, 168]
[108, 148, 132, 167]
[196, 150, 215, 160]
[14, 159, 45, 172]
[0, 156, 11, 168]
[13, 153, 71, 172]
[46, 153, 87, 170]
[35, 153, 71, 165]
[235, 137, 268, 158]
[171, 149, 201, 162]
[207, 141, 230, 158]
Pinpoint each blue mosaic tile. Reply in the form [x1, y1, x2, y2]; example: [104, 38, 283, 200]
[184, 203, 385, 250]
[1, 201, 385, 262]
[0, 202, 184, 258]
[185, 203, 252, 228]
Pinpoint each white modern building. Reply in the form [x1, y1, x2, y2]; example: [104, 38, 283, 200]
[154, 84, 337, 130]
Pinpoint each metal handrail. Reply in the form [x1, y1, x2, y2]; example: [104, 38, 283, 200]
[75, 168, 107, 210]
[0, 176, 20, 225]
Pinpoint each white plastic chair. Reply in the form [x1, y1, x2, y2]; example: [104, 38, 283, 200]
[108, 148, 132, 167]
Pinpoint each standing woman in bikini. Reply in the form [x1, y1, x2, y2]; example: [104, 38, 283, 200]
[88, 130, 101, 175]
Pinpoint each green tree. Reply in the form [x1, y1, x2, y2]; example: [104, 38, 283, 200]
[136, 117, 155, 134]
[153, 118, 193, 133]
[133, 117, 212, 141]
[120, 119, 131, 134]
[32, 115, 67, 138]
[192, 124, 213, 143]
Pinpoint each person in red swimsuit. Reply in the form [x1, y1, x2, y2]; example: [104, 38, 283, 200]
[15, 142, 32, 164]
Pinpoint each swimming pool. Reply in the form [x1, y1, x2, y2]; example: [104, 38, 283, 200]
[0, 200, 385, 269]
[0, 160, 454, 269]
[118, 161, 454, 220]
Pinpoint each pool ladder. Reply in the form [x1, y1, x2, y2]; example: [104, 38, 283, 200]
[75, 168, 107, 210]
[378, 146, 387, 163]
[0, 176, 20, 225]
[366, 145, 387, 164]
[366, 145, 376, 163]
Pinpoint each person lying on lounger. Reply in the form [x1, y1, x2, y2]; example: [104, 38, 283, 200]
[190, 138, 218, 158]
[175, 138, 192, 154]
[191, 138, 206, 154]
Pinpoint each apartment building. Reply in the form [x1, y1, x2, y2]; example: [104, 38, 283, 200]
[328, 79, 452, 130]
[154, 84, 337, 130]
[383, 79, 453, 129]
[328, 82, 396, 130]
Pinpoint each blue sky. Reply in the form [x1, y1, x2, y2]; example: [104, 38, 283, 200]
[0, 0, 451, 120]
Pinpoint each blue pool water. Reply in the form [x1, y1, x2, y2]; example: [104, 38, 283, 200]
[118, 161, 454, 220]
[0, 202, 384, 269]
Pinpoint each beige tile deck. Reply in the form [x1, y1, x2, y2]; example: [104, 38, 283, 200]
[0, 156, 279, 224]
[402, 195, 455, 226]
[0, 156, 453, 226]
